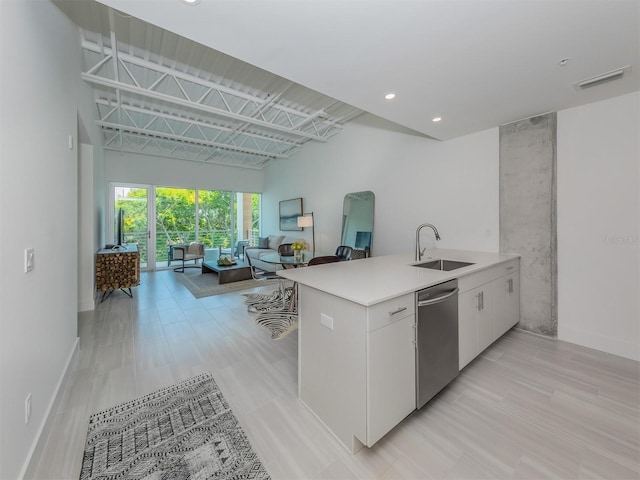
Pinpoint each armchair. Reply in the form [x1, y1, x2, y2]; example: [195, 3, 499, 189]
[221, 240, 250, 259]
[172, 242, 205, 272]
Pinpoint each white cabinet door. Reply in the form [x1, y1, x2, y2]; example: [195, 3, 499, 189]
[367, 314, 416, 446]
[458, 288, 479, 370]
[476, 285, 495, 354]
[494, 273, 520, 338]
[458, 283, 495, 369]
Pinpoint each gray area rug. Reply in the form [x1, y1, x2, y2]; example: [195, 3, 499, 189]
[79, 373, 270, 480]
[174, 267, 269, 298]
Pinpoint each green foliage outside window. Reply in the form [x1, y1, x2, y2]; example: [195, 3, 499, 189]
[115, 187, 260, 265]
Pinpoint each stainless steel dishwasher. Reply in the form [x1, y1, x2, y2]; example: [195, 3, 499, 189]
[416, 279, 459, 409]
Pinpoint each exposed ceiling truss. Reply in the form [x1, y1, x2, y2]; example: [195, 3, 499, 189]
[78, 4, 363, 169]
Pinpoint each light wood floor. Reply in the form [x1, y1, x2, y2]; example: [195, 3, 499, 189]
[33, 270, 639, 479]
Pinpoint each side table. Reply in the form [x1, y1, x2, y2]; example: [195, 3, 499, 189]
[96, 244, 140, 301]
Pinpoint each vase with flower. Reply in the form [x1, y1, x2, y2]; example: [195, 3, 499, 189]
[291, 241, 307, 262]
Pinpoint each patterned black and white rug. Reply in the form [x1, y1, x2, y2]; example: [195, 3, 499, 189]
[243, 285, 299, 340]
[79, 373, 270, 479]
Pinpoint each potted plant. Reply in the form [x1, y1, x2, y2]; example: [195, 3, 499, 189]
[217, 254, 235, 266]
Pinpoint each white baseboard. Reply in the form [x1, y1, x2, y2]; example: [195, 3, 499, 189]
[558, 325, 639, 362]
[19, 338, 79, 480]
[78, 296, 96, 312]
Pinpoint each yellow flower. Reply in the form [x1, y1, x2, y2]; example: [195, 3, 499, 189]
[292, 241, 307, 251]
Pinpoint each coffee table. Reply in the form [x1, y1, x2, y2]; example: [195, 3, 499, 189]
[201, 260, 252, 284]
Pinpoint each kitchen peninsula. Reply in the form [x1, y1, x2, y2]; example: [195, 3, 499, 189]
[277, 249, 520, 453]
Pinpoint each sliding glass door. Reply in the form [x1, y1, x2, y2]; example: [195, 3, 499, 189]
[112, 184, 151, 269]
[111, 184, 261, 270]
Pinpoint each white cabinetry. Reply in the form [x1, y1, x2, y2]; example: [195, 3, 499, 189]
[494, 273, 520, 336]
[366, 294, 415, 446]
[298, 289, 415, 453]
[458, 258, 520, 370]
[295, 252, 520, 453]
[459, 285, 494, 368]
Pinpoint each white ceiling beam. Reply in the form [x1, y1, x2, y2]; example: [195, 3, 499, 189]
[81, 40, 341, 140]
[83, 39, 271, 104]
[83, 71, 328, 142]
[97, 121, 287, 159]
[102, 137, 265, 170]
[108, 8, 125, 155]
[94, 99, 302, 148]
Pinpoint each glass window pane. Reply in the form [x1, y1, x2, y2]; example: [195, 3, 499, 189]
[115, 186, 148, 267]
[155, 187, 196, 259]
[198, 190, 232, 249]
[237, 192, 261, 246]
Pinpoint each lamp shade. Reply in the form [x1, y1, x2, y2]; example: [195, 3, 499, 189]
[297, 215, 313, 227]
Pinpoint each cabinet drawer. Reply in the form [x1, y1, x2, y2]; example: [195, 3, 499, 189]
[458, 257, 519, 293]
[367, 293, 415, 332]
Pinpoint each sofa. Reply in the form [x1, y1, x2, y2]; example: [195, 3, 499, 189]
[245, 234, 307, 272]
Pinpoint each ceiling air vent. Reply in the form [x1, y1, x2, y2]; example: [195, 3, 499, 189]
[575, 66, 631, 90]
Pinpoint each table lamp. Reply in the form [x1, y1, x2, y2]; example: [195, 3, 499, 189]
[297, 212, 315, 254]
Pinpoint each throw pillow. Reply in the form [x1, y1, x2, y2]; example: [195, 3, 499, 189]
[268, 235, 285, 250]
[258, 237, 269, 248]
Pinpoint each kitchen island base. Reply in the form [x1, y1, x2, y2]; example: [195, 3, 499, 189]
[282, 250, 520, 453]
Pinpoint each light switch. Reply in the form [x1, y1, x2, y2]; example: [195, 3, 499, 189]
[25, 248, 34, 273]
[320, 313, 334, 330]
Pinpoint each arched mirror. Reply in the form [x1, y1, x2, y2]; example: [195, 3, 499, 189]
[340, 191, 375, 258]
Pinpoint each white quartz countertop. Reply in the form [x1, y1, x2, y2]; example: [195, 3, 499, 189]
[277, 248, 520, 306]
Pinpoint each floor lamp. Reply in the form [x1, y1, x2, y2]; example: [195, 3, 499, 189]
[297, 212, 314, 254]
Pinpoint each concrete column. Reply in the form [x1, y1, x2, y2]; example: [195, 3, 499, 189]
[500, 113, 557, 336]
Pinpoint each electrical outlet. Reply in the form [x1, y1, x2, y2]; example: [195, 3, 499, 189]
[24, 248, 34, 273]
[320, 313, 334, 330]
[25, 393, 32, 424]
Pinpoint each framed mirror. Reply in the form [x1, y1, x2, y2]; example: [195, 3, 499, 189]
[340, 191, 375, 258]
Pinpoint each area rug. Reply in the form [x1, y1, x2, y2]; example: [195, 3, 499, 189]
[243, 283, 298, 340]
[254, 311, 298, 340]
[174, 268, 271, 298]
[79, 373, 270, 480]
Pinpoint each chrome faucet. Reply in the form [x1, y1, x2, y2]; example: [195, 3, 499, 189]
[415, 223, 441, 261]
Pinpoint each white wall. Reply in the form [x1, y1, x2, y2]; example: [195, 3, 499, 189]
[0, 1, 81, 477]
[76, 59, 106, 312]
[78, 143, 97, 311]
[263, 114, 500, 257]
[105, 151, 264, 194]
[265, 103, 639, 362]
[557, 92, 640, 361]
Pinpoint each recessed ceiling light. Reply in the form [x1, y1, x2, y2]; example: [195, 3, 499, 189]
[384, 92, 397, 101]
[181, 0, 201, 5]
[432, 117, 442, 123]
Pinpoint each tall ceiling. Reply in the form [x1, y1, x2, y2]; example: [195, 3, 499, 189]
[65, 0, 639, 169]
[63, 0, 365, 169]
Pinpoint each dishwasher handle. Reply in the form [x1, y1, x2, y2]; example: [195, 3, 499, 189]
[417, 288, 459, 307]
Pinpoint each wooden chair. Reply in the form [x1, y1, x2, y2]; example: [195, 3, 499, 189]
[278, 243, 294, 256]
[278, 243, 297, 269]
[335, 245, 353, 261]
[308, 255, 340, 266]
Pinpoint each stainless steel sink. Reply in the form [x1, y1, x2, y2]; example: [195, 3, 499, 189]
[415, 259, 475, 271]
